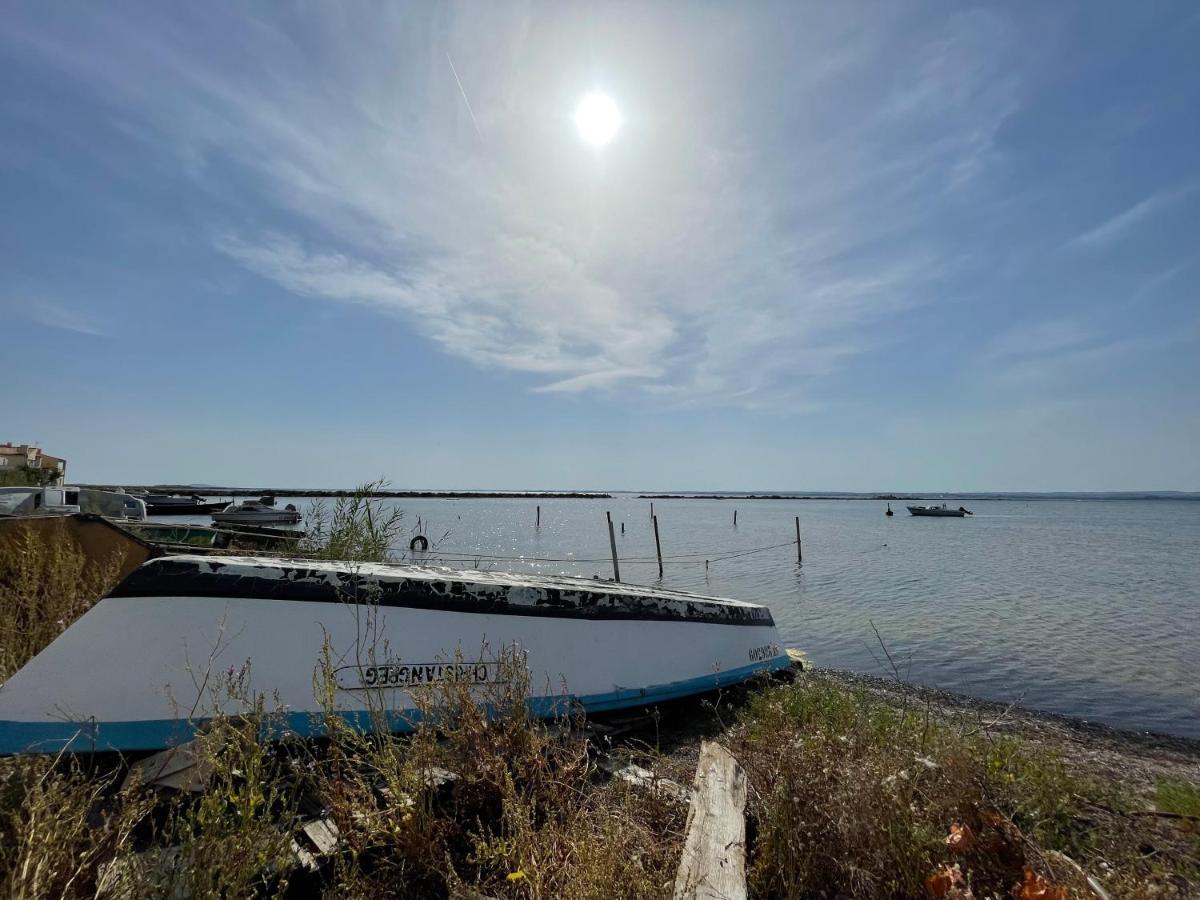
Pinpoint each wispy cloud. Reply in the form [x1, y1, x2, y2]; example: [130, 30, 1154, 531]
[216, 232, 673, 389]
[28, 300, 109, 336]
[982, 316, 1195, 389]
[3, 4, 1027, 407]
[982, 317, 1094, 362]
[1133, 259, 1194, 300]
[1066, 182, 1198, 250]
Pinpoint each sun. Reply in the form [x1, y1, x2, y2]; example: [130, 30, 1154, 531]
[574, 92, 621, 146]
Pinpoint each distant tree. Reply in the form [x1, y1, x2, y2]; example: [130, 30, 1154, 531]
[0, 466, 59, 488]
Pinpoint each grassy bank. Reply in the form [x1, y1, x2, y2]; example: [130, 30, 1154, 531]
[0, 503, 1197, 897]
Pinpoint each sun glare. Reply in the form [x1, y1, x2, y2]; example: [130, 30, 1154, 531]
[575, 92, 621, 146]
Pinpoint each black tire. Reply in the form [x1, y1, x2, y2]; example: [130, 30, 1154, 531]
[409, 534, 430, 552]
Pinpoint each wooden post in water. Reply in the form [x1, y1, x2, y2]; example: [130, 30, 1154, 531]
[653, 514, 664, 578]
[536, 505, 540, 528]
[733, 509, 737, 527]
[650, 501, 655, 519]
[606, 511, 621, 582]
[795, 516, 803, 565]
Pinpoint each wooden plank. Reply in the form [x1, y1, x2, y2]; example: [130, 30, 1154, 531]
[123, 739, 213, 792]
[290, 839, 319, 873]
[301, 818, 341, 856]
[673, 741, 748, 900]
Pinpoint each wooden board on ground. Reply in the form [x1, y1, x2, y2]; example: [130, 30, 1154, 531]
[673, 741, 748, 900]
[123, 739, 213, 792]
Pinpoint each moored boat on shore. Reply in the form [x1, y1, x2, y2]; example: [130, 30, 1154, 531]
[0, 555, 791, 754]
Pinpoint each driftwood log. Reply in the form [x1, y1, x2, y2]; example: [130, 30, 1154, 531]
[673, 741, 748, 900]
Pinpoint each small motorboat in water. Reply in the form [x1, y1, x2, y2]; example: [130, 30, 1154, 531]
[907, 504, 973, 517]
[120, 520, 306, 551]
[0, 555, 791, 754]
[137, 494, 229, 516]
[211, 497, 302, 525]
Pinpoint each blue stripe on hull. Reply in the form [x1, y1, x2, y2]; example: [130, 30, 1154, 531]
[0, 656, 792, 755]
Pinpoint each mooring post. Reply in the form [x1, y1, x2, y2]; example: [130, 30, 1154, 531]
[607, 511, 621, 582]
[650, 501, 655, 519]
[795, 516, 803, 565]
[536, 505, 540, 528]
[653, 513, 664, 578]
[621, 521, 625, 534]
[733, 509, 737, 527]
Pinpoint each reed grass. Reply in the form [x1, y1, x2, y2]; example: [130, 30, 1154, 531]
[0, 520, 123, 681]
[299, 479, 405, 563]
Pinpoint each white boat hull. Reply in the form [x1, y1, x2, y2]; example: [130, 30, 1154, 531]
[907, 506, 967, 517]
[0, 556, 789, 754]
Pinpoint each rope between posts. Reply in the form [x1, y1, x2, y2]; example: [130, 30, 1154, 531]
[120, 511, 803, 569]
[384, 539, 799, 566]
[139, 537, 799, 567]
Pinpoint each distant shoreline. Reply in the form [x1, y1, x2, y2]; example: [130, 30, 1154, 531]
[75, 485, 1198, 501]
[637, 492, 1200, 501]
[78, 485, 613, 499]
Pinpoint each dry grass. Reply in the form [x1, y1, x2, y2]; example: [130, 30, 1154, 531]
[304, 655, 684, 899]
[729, 677, 1200, 899]
[0, 520, 123, 681]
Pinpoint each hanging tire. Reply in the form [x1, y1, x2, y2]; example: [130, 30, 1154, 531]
[409, 534, 430, 552]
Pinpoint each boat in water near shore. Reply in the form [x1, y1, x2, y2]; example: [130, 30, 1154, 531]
[119, 520, 305, 551]
[907, 504, 973, 517]
[135, 494, 229, 516]
[0, 555, 790, 754]
[211, 497, 302, 525]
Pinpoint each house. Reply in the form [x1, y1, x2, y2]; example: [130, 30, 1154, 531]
[0, 443, 67, 486]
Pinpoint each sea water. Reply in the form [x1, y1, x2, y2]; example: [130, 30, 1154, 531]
[181, 495, 1200, 738]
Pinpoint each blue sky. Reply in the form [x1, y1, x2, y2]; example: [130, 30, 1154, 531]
[2, 2, 1197, 490]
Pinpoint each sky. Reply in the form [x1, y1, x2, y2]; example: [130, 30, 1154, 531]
[1, 2, 1197, 491]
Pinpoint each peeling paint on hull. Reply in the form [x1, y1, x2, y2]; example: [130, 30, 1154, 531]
[110, 555, 776, 627]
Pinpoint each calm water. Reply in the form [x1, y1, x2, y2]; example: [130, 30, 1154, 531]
[183, 496, 1200, 737]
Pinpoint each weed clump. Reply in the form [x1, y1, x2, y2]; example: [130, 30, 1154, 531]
[732, 677, 1199, 899]
[306, 648, 685, 898]
[0, 520, 123, 681]
[300, 479, 406, 563]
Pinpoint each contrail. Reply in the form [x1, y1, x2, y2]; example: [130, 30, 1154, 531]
[445, 52, 482, 139]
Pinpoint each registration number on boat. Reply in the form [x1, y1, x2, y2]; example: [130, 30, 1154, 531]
[339, 661, 498, 690]
[748, 643, 781, 662]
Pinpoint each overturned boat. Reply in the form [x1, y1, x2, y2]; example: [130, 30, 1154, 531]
[0, 555, 790, 754]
